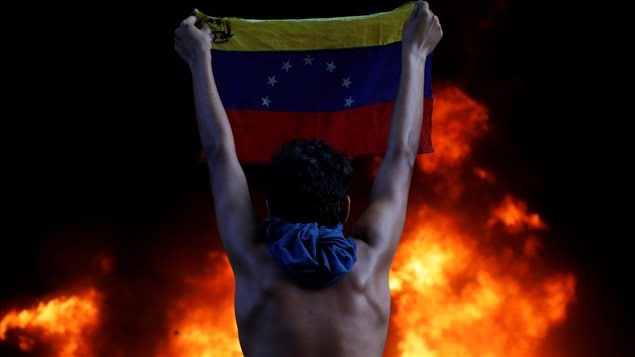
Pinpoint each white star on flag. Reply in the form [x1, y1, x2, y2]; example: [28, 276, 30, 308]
[303, 55, 314, 65]
[281, 61, 293, 72]
[326, 62, 337, 72]
[341, 77, 352, 88]
[267, 76, 278, 87]
[261, 96, 271, 107]
[344, 96, 355, 107]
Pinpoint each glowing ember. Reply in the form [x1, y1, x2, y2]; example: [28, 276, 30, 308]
[0, 289, 99, 357]
[158, 252, 242, 357]
[473, 167, 496, 183]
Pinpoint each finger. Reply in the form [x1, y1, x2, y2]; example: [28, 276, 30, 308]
[428, 15, 442, 38]
[199, 20, 212, 35]
[410, 1, 421, 18]
[174, 26, 186, 40]
[422, 7, 435, 28]
[428, 14, 440, 31]
[420, 2, 433, 21]
[180, 15, 197, 27]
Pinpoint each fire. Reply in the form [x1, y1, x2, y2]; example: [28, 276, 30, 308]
[0, 289, 99, 357]
[473, 167, 495, 183]
[488, 195, 547, 232]
[419, 85, 489, 174]
[155, 85, 575, 357]
[0, 85, 576, 356]
[387, 85, 576, 356]
[389, 208, 575, 356]
[158, 251, 242, 357]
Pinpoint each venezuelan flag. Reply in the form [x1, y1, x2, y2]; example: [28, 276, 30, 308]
[195, 1, 433, 163]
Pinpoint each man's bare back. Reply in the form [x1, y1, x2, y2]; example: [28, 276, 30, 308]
[174, 1, 442, 355]
[235, 241, 389, 357]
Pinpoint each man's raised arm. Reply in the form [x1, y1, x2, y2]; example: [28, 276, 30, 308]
[351, 1, 442, 272]
[174, 16, 258, 276]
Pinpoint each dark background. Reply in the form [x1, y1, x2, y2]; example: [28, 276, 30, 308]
[3, 0, 631, 356]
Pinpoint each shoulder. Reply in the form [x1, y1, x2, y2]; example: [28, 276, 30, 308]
[346, 237, 388, 288]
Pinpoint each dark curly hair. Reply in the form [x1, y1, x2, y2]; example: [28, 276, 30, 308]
[267, 139, 353, 226]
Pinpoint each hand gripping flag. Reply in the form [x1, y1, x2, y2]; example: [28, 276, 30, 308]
[195, 1, 433, 163]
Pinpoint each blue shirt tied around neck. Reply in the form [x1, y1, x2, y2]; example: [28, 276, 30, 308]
[264, 216, 357, 289]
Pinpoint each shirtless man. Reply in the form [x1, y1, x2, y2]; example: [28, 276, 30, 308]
[174, 1, 442, 355]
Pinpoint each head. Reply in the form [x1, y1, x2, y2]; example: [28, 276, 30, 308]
[267, 139, 353, 226]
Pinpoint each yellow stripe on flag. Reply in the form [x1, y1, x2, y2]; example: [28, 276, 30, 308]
[194, 2, 415, 52]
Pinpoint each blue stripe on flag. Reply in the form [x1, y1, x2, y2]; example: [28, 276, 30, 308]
[212, 42, 432, 112]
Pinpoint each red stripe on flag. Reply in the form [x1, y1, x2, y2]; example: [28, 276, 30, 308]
[201, 99, 433, 163]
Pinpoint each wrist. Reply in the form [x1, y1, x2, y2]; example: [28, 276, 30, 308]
[402, 51, 428, 71]
[189, 49, 212, 69]
[403, 47, 428, 61]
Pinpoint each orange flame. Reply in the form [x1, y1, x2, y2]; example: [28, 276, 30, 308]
[158, 252, 242, 357]
[419, 86, 489, 174]
[417, 86, 490, 199]
[386, 85, 575, 356]
[389, 208, 575, 356]
[488, 195, 547, 232]
[0, 289, 99, 357]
